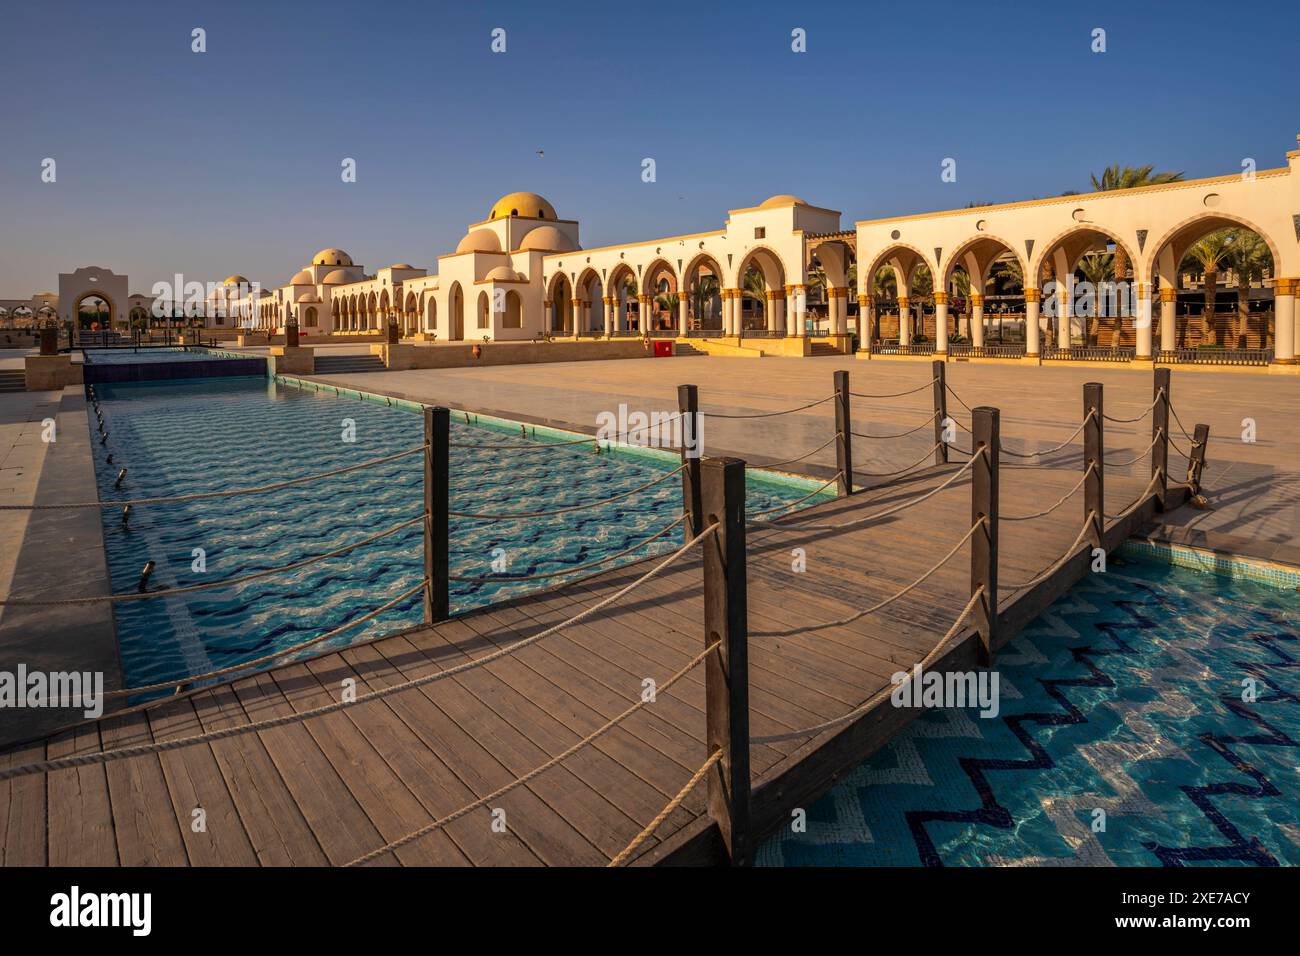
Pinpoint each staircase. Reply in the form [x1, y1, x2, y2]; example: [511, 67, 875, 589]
[809, 342, 840, 356]
[313, 354, 387, 374]
[673, 341, 707, 356]
[0, 370, 25, 393]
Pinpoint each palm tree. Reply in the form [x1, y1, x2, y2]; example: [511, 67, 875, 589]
[1074, 252, 1115, 345]
[741, 266, 767, 329]
[654, 291, 680, 329]
[1089, 164, 1184, 286]
[950, 269, 972, 340]
[689, 275, 720, 330]
[1180, 231, 1232, 346]
[1221, 231, 1273, 346]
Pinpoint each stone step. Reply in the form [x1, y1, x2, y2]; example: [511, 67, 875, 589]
[0, 370, 26, 392]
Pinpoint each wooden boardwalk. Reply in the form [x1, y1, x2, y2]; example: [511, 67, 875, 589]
[0, 408, 1186, 865]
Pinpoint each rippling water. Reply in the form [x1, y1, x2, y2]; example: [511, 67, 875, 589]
[759, 550, 1300, 866]
[92, 376, 813, 689]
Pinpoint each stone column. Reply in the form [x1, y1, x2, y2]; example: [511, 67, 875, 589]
[898, 296, 911, 346]
[934, 291, 950, 355]
[1274, 278, 1297, 364]
[638, 294, 652, 333]
[1135, 283, 1153, 360]
[764, 291, 777, 333]
[1159, 287, 1177, 354]
[1057, 284, 1072, 352]
[970, 293, 985, 347]
[773, 290, 786, 334]
[788, 285, 806, 337]
[857, 295, 871, 351]
[602, 296, 614, 336]
[1024, 288, 1041, 356]
[678, 294, 689, 335]
[725, 289, 741, 336]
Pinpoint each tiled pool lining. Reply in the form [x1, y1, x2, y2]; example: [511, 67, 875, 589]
[1121, 537, 1300, 589]
[269, 371, 837, 500]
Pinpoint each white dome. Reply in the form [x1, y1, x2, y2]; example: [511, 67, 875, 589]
[456, 229, 502, 254]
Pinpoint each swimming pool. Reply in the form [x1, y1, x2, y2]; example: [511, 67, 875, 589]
[91, 376, 821, 690]
[83, 347, 264, 383]
[759, 546, 1300, 867]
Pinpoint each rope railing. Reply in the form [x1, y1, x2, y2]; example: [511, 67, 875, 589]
[747, 471, 842, 518]
[346, 639, 720, 867]
[451, 413, 683, 451]
[1000, 512, 1097, 592]
[0, 444, 427, 510]
[0, 515, 425, 606]
[607, 750, 723, 867]
[743, 432, 840, 471]
[751, 518, 983, 638]
[1104, 469, 1164, 521]
[854, 441, 943, 479]
[1000, 465, 1094, 522]
[852, 409, 940, 440]
[749, 452, 979, 533]
[850, 376, 938, 400]
[450, 514, 688, 583]
[1104, 430, 1162, 468]
[750, 587, 984, 745]
[1102, 389, 1164, 424]
[701, 393, 837, 419]
[1000, 409, 1095, 459]
[0, 525, 718, 785]
[448, 464, 685, 521]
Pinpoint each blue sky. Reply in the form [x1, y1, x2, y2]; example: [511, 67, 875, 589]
[2, 0, 1297, 293]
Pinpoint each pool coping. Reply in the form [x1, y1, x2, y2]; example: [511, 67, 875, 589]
[1121, 535, 1300, 589]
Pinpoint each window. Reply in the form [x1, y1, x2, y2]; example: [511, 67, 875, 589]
[754, 227, 765, 239]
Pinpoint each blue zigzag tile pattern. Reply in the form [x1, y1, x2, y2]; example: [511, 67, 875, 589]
[758, 550, 1299, 866]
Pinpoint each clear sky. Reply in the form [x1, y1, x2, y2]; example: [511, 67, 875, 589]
[2, 0, 1297, 294]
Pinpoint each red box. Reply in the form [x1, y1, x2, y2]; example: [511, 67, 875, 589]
[653, 340, 674, 357]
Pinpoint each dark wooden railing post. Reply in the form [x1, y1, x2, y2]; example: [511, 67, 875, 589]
[1083, 383, 1104, 547]
[1152, 368, 1170, 511]
[1188, 423, 1210, 495]
[424, 406, 450, 624]
[970, 407, 999, 666]
[833, 370, 852, 495]
[700, 457, 751, 865]
[677, 384, 703, 541]
[933, 359, 949, 466]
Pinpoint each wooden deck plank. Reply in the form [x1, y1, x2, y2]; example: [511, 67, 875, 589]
[100, 710, 189, 866]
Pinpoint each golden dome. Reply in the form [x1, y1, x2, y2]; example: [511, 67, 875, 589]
[456, 229, 502, 254]
[517, 225, 577, 253]
[758, 194, 808, 208]
[222, 274, 250, 286]
[289, 269, 314, 285]
[311, 248, 353, 267]
[484, 265, 524, 282]
[489, 191, 556, 221]
[321, 269, 352, 284]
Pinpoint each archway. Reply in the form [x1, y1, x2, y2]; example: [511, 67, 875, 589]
[547, 273, 574, 333]
[736, 246, 787, 334]
[448, 283, 465, 340]
[641, 258, 678, 332]
[75, 293, 115, 332]
[575, 268, 604, 335]
[941, 235, 1026, 348]
[682, 253, 724, 333]
[607, 263, 638, 332]
[503, 290, 523, 329]
[1032, 226, 1139, 352]
[862, 244, 934, 347]
[475, 290, 490, 333]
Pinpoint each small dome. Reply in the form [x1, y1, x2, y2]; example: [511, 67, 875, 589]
[296, 291, 321, 303]
[289, 269, 314, 285]
[758, 194, 808, 208]
[517, 225, 577, 252]
[321, 269, 352, 284]
[223, 274, 250, 286]
[489, 191, 556, 221]
[485, 265, 524, 282]
[311, 248, 353, 267]
[456, 229, 502, 254]
[390, 263, 416, 270]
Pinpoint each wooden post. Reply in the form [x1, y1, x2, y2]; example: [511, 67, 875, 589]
[1152, 368, 1170, 511]
[677, 384, 703, 541]
[700, 457, 752, 865]
[833, 370, 852, 495]
[970, 407, 999, 666]
[1083, 383, 1104, 547]
[423, 406, 450, 624]
[1188, 423, 1211, 493]
[932, 359, 949, 466]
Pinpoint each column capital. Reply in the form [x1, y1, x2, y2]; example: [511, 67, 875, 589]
[897, 296, 910, 308]
[570, 297, 583, 307]
[602, 296, 615, 305]
[1272, 277, 1299, 296]
[1135, 283, 1151, 300]
[857, 294, 870, 307]
[969, 293, 983, 306]
[638, 294, 652, 303]
[933, 291, 950, 305]
[1158, 287, 1177, 303]
[1023, 287, 1041, 303]
[543, 299, 553, 307]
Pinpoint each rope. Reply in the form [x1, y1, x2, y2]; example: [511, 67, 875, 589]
[1102, 389, 1164, 424]
[1104, 430, 1162, 468]
[450, 514, 688, 582]
[854, 441, 942, 478]
[1168, 431, 1200, 461]
[750, 587, 984, 744]
[752, 519, 982, 637]
[451, 413, 682, 451]
[1104, 469, 1164, 521]
[1167, 400, 1198, 443]
[0, 526, 715, 784]
[0, 515, 424, 606]
[744, 432, 840, 470]
[1000, 512, 1097, 591]
[1000, 410, 1095, 459]
[607, 750, 722, 867]
[104, 578, 429, 699]
[702, 394, 836, 419]
[449, 465, 684, 520]
[852, 410, 939, 440]
[748, 471, 841, 517]
[346, 641, 719, 867]
[850, 376, 937, 400]
[1001, 465, 1094, 522]
[0, 444, 427, 510]
[750, 453, 979, 533]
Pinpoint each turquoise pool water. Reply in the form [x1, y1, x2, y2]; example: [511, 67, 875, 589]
[85, 348, 229, 364]
[759, 549, 1299, 867]
[91, 376, 817, 690]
